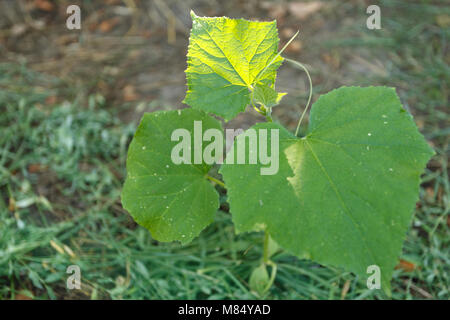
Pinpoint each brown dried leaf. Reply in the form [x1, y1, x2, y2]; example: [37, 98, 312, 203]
[288, 1, 324, 20]
[281, 27, 296, 39]
[425, 187, 435, 202]
[34, 0, 55, 12]
[8, 197, 16, 212]
[284, 40, 302, 54]
[395, 259, 417, 272]
[28, 163, 47, 173]
[123, 85, 139, 102]
[260, 2, 287, 20]
[321, 52, 340, 70]
[15, 293, 33, 300]
[45, 95, 57, 105]
[340, 279, 351, 300]
[11, 24, 28, 37]
[99, 17, 121, 33]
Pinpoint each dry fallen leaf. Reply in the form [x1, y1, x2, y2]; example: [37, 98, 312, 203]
[425, 187, 435, 202]
[395, 259, 417, 272]
[260, 2, 287, 20]
[10, 24, 28, 37]
[321, 52, 340, 70]
[8, 197, 16, 212]
[28, 163, 47, 173]
[436, 186, 443, 203]
[123, 85, 139, 102]
[50, 240, 65, 255]
[89, 22, 98, 32]
[45, 95, 57, 105]
[288, 1, 324, 21]
[281, 27, 296, 39]
[340, 279, 351, 300]
[64, 245, 76, 258]
[415, 118, 425, 130]
[15, 293, 33, 300]
[284, 40, 302, 54]
[34, 0, 55, 12]
[99, 17, 121, 33]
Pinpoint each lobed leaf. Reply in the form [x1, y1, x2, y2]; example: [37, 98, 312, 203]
[122, 109, 222, 244]
[220, 86, 434, 293]
[253, 84, 286, 108]
[184, 11, 283, 121]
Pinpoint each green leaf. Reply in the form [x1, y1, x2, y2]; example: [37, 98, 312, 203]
[267, 234, 280, 258]
[249, 264, 269, 295]
[220, 86, 434, 293]
[122, 109, 222, 244]
[253, 84, 286, 108]
[183, 11, 283, 121]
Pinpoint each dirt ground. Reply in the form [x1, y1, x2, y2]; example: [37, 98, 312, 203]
[0, 0, 392, 129]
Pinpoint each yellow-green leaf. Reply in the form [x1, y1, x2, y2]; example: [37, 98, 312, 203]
[184, 11, 283, 121]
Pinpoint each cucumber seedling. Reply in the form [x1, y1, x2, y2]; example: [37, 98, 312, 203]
[122, 11, 433, 296]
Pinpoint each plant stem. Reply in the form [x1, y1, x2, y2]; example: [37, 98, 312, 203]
[284, 58, 313, 137]
[263, 260, 277, 294]
[262, 230, 277, 294]
[206, 175, 225, 188]
[263, 230, 270, 263]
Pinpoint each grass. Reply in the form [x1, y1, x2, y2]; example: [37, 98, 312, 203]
[0, 1, 448, 299]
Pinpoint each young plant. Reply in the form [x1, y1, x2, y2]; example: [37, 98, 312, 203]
[121, 11, 433, 296]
